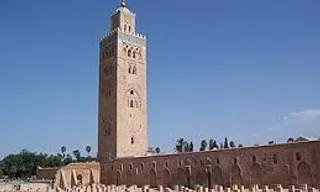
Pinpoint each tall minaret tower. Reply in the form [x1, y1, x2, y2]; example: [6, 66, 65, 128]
[98, 0, 148, 160]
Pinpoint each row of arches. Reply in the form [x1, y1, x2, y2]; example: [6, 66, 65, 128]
[124, 24, 132, 33]
[128, 64, 137, 74]
[123, 45, 142, 60]
[113, 161, 312, 187]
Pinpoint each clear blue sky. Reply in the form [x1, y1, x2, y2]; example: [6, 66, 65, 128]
[1, 0, 320, 158]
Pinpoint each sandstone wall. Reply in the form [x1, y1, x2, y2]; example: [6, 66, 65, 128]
[100, 141, 320, 188]
[37, 167, 60, 180]
[54, 162, 100, 189]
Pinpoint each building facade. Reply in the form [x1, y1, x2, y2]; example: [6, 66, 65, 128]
[55, 162, 100, 189]
[101, 141, 320, 188]
[99, 1, 320, 188]
[98, 0, 148, 161]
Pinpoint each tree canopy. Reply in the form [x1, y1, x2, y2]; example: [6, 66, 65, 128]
[0, 145, 94, 179]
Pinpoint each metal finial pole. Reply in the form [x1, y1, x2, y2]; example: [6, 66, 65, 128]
[120, 0, 126, 7]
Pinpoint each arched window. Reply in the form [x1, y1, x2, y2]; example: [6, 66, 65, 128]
[252, 155, 256, 163]
[132, 66, 137, 74]
[128, 49, 132, 57]
[128, 26, 131, 32]
[128, 66, 132, 74]
[133, 51, 136, 59]
[273, 154, 278, 164]
[130, 100, 134, 108]
[124, 25, 127, 32]
[130, 90, 134, 95]
[216, 158, 220, 164]
[296, 152, 301, 161]
[234, 158, 238, 164]
[131, 137, 134, 144]
[140, 163, 145, 170]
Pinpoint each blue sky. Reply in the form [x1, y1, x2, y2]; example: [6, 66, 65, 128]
[1, 0, 320, 158]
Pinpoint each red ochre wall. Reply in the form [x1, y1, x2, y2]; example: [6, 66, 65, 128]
[100, 141, 320, 188]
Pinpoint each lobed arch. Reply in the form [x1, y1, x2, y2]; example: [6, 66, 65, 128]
[123, 87, 143, 109]
[161, 168, 172, 187]
[115, 171, 122, 185]
[213, 165, 223, 185]
[122, 42, 143, 60]
[231, 164, 243, 185]
[126, 170, 133, 186]
[297, 161, 312, 185]
[149, 168, 157, 187]
[177, 168, 187, 186]
[250, 163, 262, 186]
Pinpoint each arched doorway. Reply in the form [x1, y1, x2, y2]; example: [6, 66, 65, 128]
[177, 168, 186, 186]
[116, 171, 121, 185]
[126, 170, 133, 186]
[231, 165, 243, 185]
[297, 161, 312, 185]
[213, 166, 223, 185]
[250, 163, 262, 185]
[196, 171, 204, 185]
[162, 168, 171, 187]
[76, 174, 83, 186]
[150, 169, 157, 187]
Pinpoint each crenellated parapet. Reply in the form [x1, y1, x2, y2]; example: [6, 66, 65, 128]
[101, 27, 146, 41]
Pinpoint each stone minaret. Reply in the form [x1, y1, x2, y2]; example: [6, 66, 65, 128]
[98, 0, 147, 160]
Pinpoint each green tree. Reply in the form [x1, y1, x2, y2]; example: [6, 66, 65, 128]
[189, 142, 194, 152]
[63, 154, 73, 165]
[200, 140, 207, 151]
[60, 146, 67, 158]
[73, 150, 81, 161]
[213, 140, 219, 149]
[85, 145, 92, 157]
[1, 150, 64, 178]
[229, 141, 236, 148]
[176, 138, 187, 153]
[287, 137, 294, 143]
[224, 137, 229, 149]
[184, 142, 190, 152]
[238, 144, 243, 148]
[209, 139, 214, 150]
[155, 147, 160, 154]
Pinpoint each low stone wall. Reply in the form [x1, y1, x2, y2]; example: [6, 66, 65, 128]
[101, 141, 320, 187]
[0, 182, 50, 192]
[37, 167, 60, 180]
[2, 183, 319, 192]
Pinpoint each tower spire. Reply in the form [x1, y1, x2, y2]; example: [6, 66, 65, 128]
[120, 0, 126, 7]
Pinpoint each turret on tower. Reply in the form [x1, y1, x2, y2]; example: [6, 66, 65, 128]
[110, 0, 136, 34]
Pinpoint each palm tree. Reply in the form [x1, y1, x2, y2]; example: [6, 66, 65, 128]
[85, 145, 92, 157]
[229, 141, 236, 148]
[220, 143, 224, 149]
[155, 147, 160, 154]
[287, 137, 295, 143]
[189, 142, 194, 152]
[209, 139, 214, 150]
[224, 137, 229, 148]
[213, 140, 219, 149]
[73, 150, 81, 161]
[176, 138, 187, 153]
[200, 140, 207, 151]
[60, 146, 66, 158]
